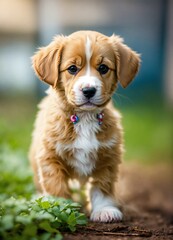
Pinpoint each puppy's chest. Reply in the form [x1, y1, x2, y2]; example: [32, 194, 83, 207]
[56, 113, 117, 176]
[56, 116, 100, 176]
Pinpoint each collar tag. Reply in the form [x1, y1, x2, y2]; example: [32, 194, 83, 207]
[70, 114, 79, 124]
[70, 111, 104, 125]
[97, 112, 104, 125]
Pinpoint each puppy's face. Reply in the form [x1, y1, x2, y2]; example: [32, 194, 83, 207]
[60, 33, 118, 110]
[33, 31, 140, 111]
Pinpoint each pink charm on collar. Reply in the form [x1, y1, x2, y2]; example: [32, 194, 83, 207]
[97, 112, 104, 125]
[70, 114, 79, 124]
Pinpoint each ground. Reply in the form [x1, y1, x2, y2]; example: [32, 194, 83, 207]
[64, 163, 173, 240]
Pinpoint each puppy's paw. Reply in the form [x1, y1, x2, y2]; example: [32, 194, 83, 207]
[90, 206, 123, 222]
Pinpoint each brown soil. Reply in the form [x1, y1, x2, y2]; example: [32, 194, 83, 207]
[64, 163, 173, 240]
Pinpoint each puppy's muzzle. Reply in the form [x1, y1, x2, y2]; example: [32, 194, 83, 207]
[82, 87, 97, 99]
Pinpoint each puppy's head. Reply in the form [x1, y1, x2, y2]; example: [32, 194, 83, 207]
[32, 31, 140, 111]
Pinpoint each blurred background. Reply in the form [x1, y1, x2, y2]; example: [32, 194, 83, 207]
[0, 0, 172, 170]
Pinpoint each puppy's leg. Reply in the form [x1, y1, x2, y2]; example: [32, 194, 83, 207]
[90, 187, 122, 222]
[90, 171, 122, 222]
[37, 155, 70, 198]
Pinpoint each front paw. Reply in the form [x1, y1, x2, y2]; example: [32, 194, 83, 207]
[90, 206, 123, 222]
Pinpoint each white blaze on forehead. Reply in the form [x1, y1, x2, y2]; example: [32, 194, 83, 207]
[85, 36, 92, 76]
[73, 36, 104, 105]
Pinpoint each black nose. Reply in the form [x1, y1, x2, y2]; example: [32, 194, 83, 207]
[82, 87, 96, 99]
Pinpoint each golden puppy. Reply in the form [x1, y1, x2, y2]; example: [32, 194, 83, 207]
[29, 31, 140, 222]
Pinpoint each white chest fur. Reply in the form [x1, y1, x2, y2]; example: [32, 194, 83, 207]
[56, 112, 117, 176]
[71, 112, 101, 176]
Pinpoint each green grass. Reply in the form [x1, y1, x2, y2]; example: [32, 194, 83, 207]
[0, 97, 36, 151]
[121, 105, 173, 163]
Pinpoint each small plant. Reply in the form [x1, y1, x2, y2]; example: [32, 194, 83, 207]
[0, 146, 87, 239]
[0, 196, 87, 240]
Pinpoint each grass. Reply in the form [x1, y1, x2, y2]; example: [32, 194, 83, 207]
[121, 105, 173, 163]
[0, 97, 36, 152]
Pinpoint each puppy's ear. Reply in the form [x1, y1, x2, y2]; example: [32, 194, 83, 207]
[32, 35, 65, 87]
[109, 35, 141, 88]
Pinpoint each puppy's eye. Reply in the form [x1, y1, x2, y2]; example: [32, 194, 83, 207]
[98, 64, 109, 75]
[67, 65, 78, 75]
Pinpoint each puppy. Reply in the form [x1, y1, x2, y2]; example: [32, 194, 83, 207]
[29, 31, 140, 222]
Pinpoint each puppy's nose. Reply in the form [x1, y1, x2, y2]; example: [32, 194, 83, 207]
[82, 87, 96, 99]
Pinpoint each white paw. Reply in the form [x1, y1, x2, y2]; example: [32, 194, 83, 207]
[90, 206, 123, 222]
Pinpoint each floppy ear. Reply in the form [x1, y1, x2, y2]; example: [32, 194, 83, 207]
[109, 35, 141, 88]
[32, 35, 65, 87]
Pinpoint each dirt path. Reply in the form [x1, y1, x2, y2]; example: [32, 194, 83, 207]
[64, 163, 173, 239]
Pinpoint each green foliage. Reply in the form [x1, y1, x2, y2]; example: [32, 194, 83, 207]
[0, 96, 36, 151]
[0, 145, 35, 200]
[121, 105, 173, 162]
[0, 146, 87, 239]
[0, 196, 87, 240]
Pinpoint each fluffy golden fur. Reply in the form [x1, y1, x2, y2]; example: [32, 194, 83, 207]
[29, 31, 140, 222]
